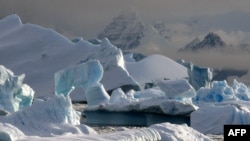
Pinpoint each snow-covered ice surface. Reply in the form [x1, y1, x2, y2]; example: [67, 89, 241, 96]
[83, 79, 197, 126]
[191, 103, 250, 135]
[0, 14, 238, 141]
[0, 14, 191, 102]
[0, 95, 96, 137]
[0, 15, 137, 101]
[191, 80, 250, 135]
[158, 79, 196, 100]
[126, 54, 188, 84]
[17, 121, 215, 141]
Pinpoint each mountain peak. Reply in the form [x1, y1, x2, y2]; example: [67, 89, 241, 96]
[202, 32, 225, 47]
[97, 9, 145, 50]
[180, 32, 226, 51]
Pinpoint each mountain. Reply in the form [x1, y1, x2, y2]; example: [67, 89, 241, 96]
[153, 21, 171, 40]
[97, 9, 168, 51]
[179, 32, 226, 51]
[97, 9, 145, 50]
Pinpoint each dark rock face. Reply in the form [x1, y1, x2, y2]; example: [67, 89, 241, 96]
[179, 32, 226, 51]
[98, 10, 145, 50]
[212, 69, 248, 81]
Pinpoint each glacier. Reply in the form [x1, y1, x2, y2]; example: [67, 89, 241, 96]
[0, 65, 34, 113]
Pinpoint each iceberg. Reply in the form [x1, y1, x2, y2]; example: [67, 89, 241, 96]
[193, 80, 250, 103]
[88, 38, 140, 92]
[158, 79, 196, 101]
[0, 65, 34, 113]
[232, 79, 250, 101]
[109, 88, 128, 103]
[126, 55, 188, 85]
[0, 95, 96, 137]
[55, 60, 103, 96]
[55, 60, 110, 106]
[0, 15, 139, 101]
[84, 86, 197, 126]
[191, 104, 250, 134]
[191, 79, 250, 134]
[85, 83, 110, 106]
[178, 60, 213, 90]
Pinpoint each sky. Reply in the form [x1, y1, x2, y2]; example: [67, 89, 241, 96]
[1, 0, 250, 39]
[1, 0, 250, 73]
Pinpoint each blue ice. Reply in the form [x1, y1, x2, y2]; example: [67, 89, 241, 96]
[0, 65, 34, 113]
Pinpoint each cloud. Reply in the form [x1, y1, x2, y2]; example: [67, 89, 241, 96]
[1, 0, 250, 72]
[214, 30, 250, 45]
[1, 0, 250, 39]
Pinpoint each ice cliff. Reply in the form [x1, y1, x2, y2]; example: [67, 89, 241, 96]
[0, 65, 34, 113]
[178, 59, 213, 90]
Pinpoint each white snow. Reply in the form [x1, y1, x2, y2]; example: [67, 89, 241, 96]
[126, 54, 188, 84]
[16, 122, 213, 141]
[191, 103, 250, 134]
[158, 79, 196, 100]
[150, 122, 212, 141]
[0, 15, 138, 101]
[0, 95, 96, 137]
[1, 14, 241, 141]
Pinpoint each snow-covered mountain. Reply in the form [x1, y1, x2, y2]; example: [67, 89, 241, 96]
[97, 9, 145, 50]
[179, 32, 226, 51]
[97, 9, 169, 51]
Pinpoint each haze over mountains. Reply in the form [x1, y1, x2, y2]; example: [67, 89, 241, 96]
[97, 9, 250, 52]
[96, 9, 250, 85]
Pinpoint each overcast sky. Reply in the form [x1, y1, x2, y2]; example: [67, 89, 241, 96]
[1, 0, 250, 72]
[1, 0, 250, 39]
